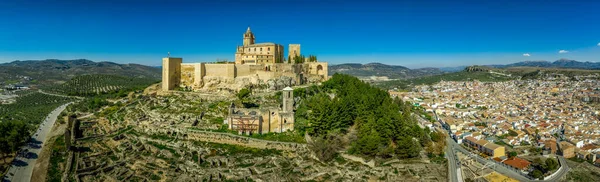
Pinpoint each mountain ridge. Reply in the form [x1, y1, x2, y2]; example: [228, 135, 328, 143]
[488, 59, 600, 69]
[329, 62, 444, 79]
[0, 59, 161, 88]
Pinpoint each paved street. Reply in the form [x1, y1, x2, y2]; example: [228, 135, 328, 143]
[3, 103, 71, 182]
[445, 136, 463, 182]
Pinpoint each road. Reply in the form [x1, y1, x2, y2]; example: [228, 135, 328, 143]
[3, 102, 72, 182]
[445, 136, 463, 182]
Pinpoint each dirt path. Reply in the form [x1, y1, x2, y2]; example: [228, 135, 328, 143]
[30, 112, 69, 182]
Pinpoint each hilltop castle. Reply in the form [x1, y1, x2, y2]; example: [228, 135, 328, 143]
[162, 27, 328, 91]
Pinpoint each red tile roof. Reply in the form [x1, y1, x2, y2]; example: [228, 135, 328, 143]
[503, 157, 531, 170]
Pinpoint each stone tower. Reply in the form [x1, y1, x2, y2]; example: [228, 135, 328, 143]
[282, 87, 294, 112]
[243, 27, 255, 46]
[162, 57, 182, 91]
[288, 44, 301, 61]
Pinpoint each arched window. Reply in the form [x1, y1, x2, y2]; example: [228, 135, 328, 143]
[260, 48, 262, 51]
[254, 48, 256, 51]
[268, 47, 270, 51]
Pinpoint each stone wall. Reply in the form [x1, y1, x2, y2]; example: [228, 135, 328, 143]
[235, 64, 264, 77]
[204, 64, 235, 78]
[306, 62, 328, 80]
[140, 127, 307, 152]
[180, 64, 196, 88]
[162, 57, 182, 91]
[162, 57, 328, 91]
[186, 130, 307, 152]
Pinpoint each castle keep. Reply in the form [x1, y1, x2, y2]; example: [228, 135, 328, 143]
[162, 27, 328, 91]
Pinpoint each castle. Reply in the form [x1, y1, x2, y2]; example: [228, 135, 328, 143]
[162, 27, 328, 91]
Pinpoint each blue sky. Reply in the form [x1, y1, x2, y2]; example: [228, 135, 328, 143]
[0, 0, 599, 68]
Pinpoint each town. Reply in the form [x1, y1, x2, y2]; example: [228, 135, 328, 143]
[395, 74, 600, 181]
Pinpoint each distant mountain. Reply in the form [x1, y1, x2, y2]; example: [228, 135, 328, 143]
[329, 62, 444, 79]
[489, 59, 600, 69]
[439, 66, 467, 73]
[0, 59, 161, 87]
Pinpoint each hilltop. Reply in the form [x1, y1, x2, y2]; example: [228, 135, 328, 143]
[489, 59, 600, 69]
[0, 59, 161, 88]
[376, 64, 600, 91]
[329, 62, 444, 80]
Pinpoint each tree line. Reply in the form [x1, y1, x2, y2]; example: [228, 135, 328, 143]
[0, 120, 30, 162]
[295, 73, 429, 159]
[288, 55, 318, 64]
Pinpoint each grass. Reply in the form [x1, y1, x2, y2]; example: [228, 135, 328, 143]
[48, 136, 67, 182]
[147, 141, 181, 158]
[249, 131, 306, 143]
[566, 170, 600, 181]
[150, 174, 161, 180]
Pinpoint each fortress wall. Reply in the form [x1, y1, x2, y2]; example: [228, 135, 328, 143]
[194, 63, 203, 86]
[272, 63, 295, 73]
[180, 64, 197, 88]
[235, 65, 251, 77]
[162, 57, 182, 91]
[307, 62, 328, 79]
[235, 64, 266, 77]
[255, 71, 275, 80]
[249, 65, 265, 73]
[204, 64, 236, 78]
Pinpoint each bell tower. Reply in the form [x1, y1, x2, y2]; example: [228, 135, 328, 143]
[282, 87, 294, 112]
[243, 27, 255, 46]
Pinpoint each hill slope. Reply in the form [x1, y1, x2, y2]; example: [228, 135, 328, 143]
[0, 59, 161, 88]
[45, 74, 158, 96]
[490, 59, 600, 69]
[329, 62, 444, 79]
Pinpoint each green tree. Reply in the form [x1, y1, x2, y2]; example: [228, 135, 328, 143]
[237, 88, 251, 100]
[298, 74, 426, 158]
[508, 151, 518, 157]
[531, 169, 543, 179]
[293, 55, 306, 64]
[545, 158, 558, 171]
[395, 137, 421, 158]
[508, 130, 518, 136]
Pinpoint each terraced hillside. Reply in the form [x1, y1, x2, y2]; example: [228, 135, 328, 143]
[0, 91, 74, 125]
[0, 59, 160, 88]
[46, 74, 158, 96]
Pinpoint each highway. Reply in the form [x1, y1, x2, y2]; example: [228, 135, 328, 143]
[3, 103, 72, 182]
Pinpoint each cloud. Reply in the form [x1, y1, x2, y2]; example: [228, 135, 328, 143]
[597, 42, 600, 46]
[559, 50, 569, 54]
[523, 53, 530, 57]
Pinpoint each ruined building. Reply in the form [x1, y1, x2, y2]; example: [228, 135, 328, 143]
[227, 87, 295, 134]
